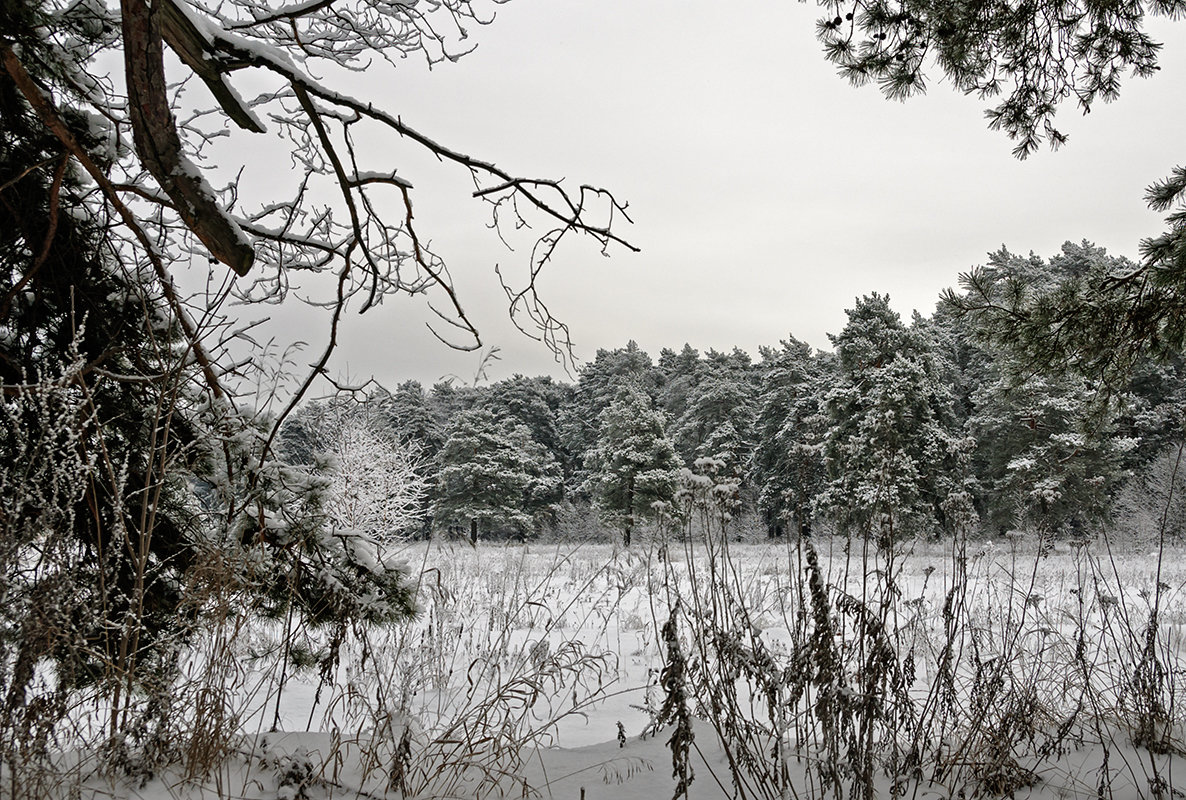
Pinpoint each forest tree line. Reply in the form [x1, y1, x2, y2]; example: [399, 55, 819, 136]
[279, 242, 1186, 546]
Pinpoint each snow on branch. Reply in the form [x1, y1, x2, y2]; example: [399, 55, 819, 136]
[17, 0, 636, 411]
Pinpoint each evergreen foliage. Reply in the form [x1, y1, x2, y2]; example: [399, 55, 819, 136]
[751, 338, 830, 537]
[816, 295, 970, 545]
[433, 408, 561, 541]
[950, 244, 1147, 389]
[400, 302, 1186, 548]
[949, 240, 1186, 422]
[586, 384, 682, 546]
[657, 344, 704, 425]
[674, 366, 758, 480]
[0, 0, 426, 749]
[385, 380, 446, 455]
[946, 247, 1143, 534]
[815, 0, 1182, 157]
[1117, 357, 1186, 471]
[561, 342, 659, 494]
[485, 375, 571, 477]
[0, 0, 202, 709]
[969, 369, 1126, 535]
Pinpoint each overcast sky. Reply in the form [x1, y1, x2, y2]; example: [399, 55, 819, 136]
[238, 0, 1186, 389]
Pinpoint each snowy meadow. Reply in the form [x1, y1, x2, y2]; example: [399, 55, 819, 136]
[19, 497, 1186, 800]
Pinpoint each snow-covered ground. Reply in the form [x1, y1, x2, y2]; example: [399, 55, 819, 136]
[30, 536, 1186, 798]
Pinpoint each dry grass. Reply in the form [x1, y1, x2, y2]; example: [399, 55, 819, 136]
[5, 507, 1186, 799]
[640, 471, 1186, 800]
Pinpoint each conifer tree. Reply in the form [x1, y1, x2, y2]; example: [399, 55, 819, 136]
[925, 244, 1186, 538]
[1117, 357, 1186, 471]
[561, 341, 659, 493]
[433, 408, 560, 543]
[816, 294, 968, 546]
[485, 375, 571, 478]
[657, 344, 703, 424]
[951, 247, 1136, 534]
[586, 384, 681, 547]
[385, 380, 446, 455]
[948, 240, 1186, 420]
[969, 369, 1127, 535]
[751, 338, 830, 537]
[1, 0, 205, 733]
[674, 367, 758, 483]
[1, 2, 423, 754]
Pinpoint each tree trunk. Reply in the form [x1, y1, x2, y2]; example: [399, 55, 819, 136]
[623, 476, 634, 548]
[469, 518, 478, 548]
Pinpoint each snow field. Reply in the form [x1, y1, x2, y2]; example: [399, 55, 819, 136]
[33, 534, 1186, 798]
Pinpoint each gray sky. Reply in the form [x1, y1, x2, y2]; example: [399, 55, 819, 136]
[239, 0, 1186, 389]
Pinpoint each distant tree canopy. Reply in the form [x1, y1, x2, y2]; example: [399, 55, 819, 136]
[815, 294, 969, 545]
[752, 338, 830, 537]
[433, 407, 561, 542]
[586, 384, 682, 547]
[258, 257, 1184, 552]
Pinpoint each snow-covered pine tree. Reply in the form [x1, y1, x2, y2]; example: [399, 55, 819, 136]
[751, 337, 831, 537]
[560, 342, 660, 495]
[0, 4, 210, 752]
[1116, 356, 1186, 472]
[586, 384, 682, 547]
[816, 294, 968, 546]
[485, 375, 572, 480]
[433, 408, 561, 543]
[384, 380, 446, 455]
[673, 349, 759, 484]
[657, 343, 703, 425]
[969, 368, 1127, 536]
[1, 4, 426, 760]
[949, 243, 1142, 386]
[950, 246, 1140, 535]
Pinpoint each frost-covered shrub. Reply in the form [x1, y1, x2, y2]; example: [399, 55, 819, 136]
[1112, 444, 1186, 544]
[194, 408, 419, 627]
[0, 351, 100, 788]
